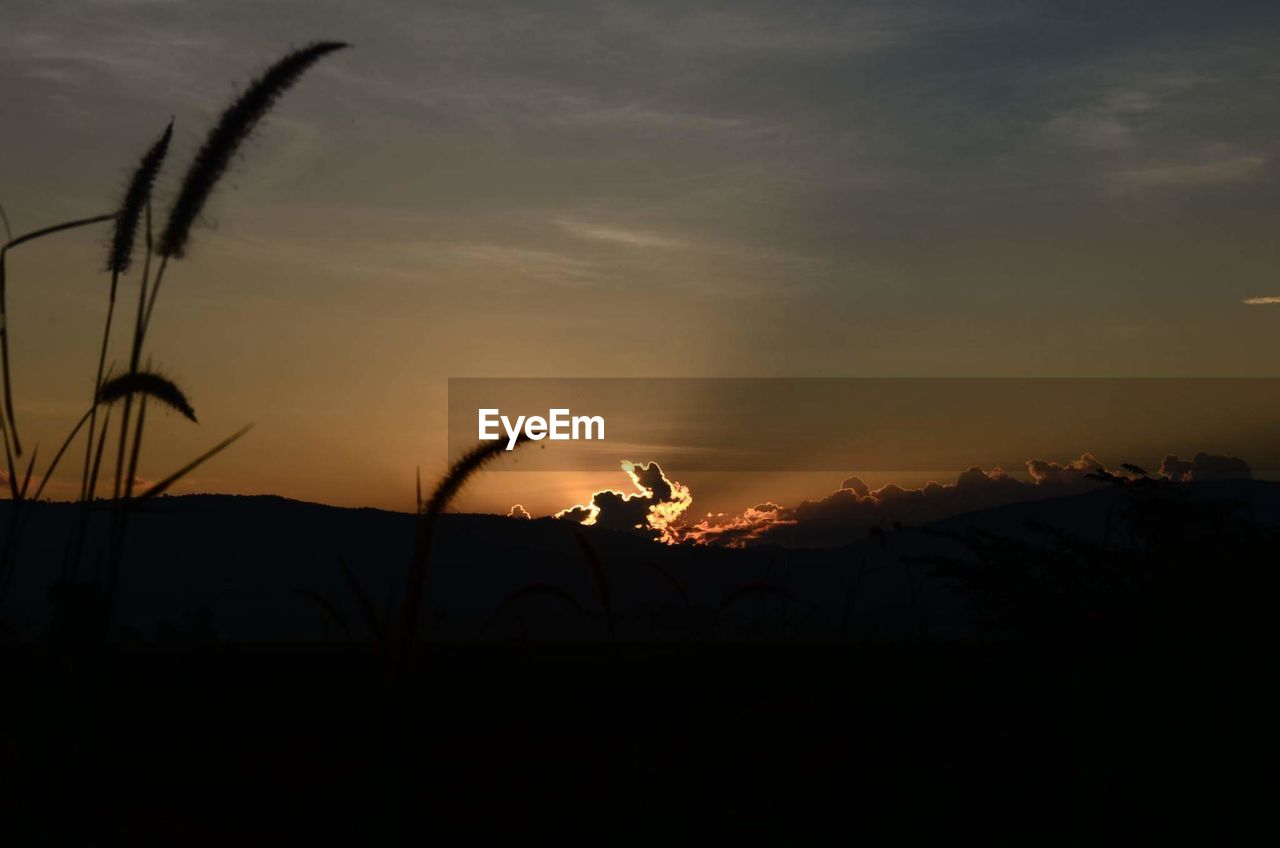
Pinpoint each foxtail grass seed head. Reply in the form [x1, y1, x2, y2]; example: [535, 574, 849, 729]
[107, 121, 173, 274]
[97, 371, 197, 423]
[424, 435, 529, 520]
[159, 41, 349, 258]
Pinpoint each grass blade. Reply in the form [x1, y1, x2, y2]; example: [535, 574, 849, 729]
[340, 557, 386, 647]
[1, 213, 114, 456]
[1, 213, 115, 253]
[478, 583, 588, 640]
[0, 395, 16, 500]
[17, 444, 36, 501]
[298, 588, 353, 642]
[394, 435, 528, 669]
[717, 582, 793, 619]
[640, 559, 690, 608]
[32, 406, 96, 503]
[133, 424, 252, 502]
[571, 525, 615, 642]
[86, 405, 112, 503]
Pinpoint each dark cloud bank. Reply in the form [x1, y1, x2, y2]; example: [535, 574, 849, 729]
[548, 451, 1253, 549]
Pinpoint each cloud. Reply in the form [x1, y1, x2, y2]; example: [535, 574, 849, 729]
[0, 16, 225, 100]
[555, 460, 693, 544]
[598, 3, 915, 57]
[443, 242, 598, 286]
[1113, 156, 1266, 189]
[1158, 452, 1251, 482]
[1243, 296, 1280, 305]
[556, 219, 689, 250]
[678, 451, 1251, 548]
[685, 462, 1059, 548]
[555, 448, 1258, 550]
[1047, 113, 1136, 152]
[684, 502, 796, 547]
[507, 503, 531, 520]
[1045, 89, 1156, 152]
[840, 476, 870, 497]
[1026, 453, 1106, 486]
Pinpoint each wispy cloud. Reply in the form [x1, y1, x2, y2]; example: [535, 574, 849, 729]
[556, 219, 690, 250]
[1243, 296, 1280, 305]
[1113, 155, 1266, 189]
[0, 25, 217, 92]
[594, 3, 920, 57]
[1045, 89, 1157, 151]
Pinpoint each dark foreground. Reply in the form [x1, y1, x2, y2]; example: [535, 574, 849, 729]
[2, 640, 1265, 843]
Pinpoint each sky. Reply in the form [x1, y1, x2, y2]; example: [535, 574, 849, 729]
[1, 0, 1278, 517]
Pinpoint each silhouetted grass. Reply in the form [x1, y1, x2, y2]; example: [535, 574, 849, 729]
[157, 41, 349, 260]
[341, 557, 387, 647]
[639, 556, 690, 609]
[571, 524, 615, 641]
[107, 122, 173, 276]
[478, 583, 589, 640]
[298, 587, 354, 642]
[132, 425, 252, 503]
[83, 123, 173, 504]
[393, 436, 528, 674]
[715, 581, 793, 638]
[93, 44, 347, 627]
[299, 558, 388, 649]
[97, 371, 197, 423]
[113, 43, 346, 500]
[0, 213, 114, 469]
[0, 43, 349, 631]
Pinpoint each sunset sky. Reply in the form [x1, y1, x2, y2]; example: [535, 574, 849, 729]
[2, 0, 1278, 516]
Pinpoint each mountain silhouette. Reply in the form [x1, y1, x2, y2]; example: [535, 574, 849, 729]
[3, 479, 1275, 642]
